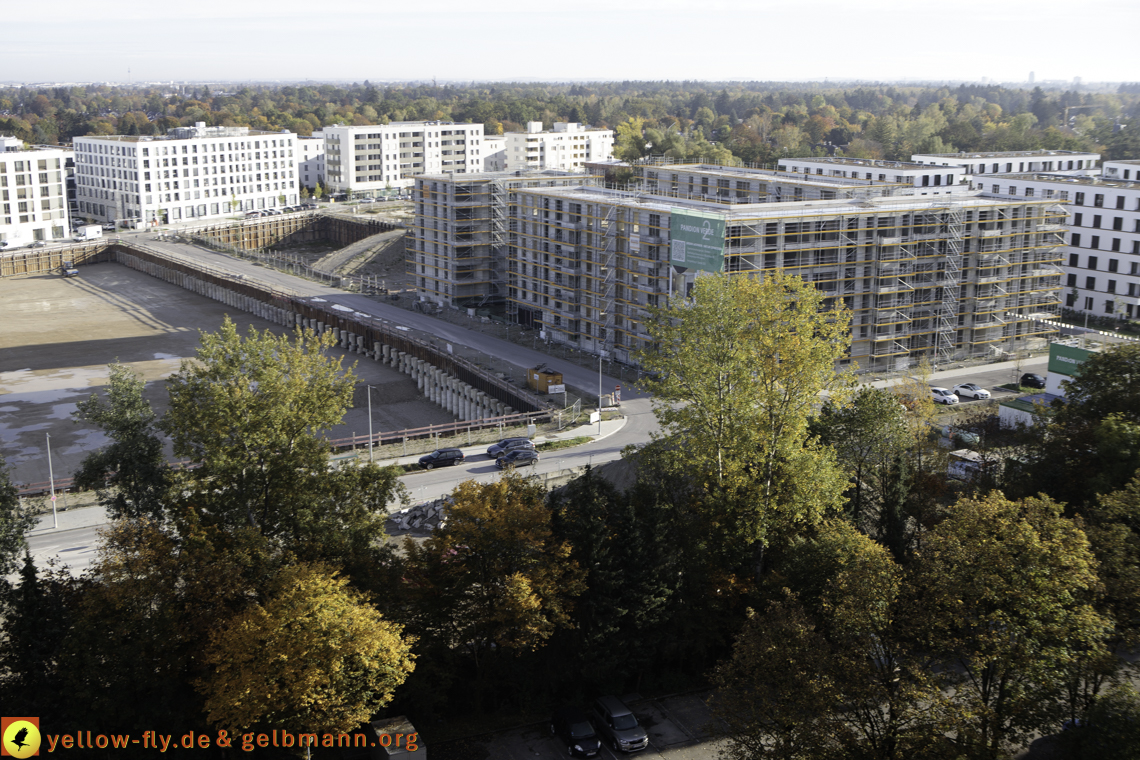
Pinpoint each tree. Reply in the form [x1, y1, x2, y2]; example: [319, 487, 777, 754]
[198, 563, 415, 733]
[635, 271, 851, 550]
[72, 362, 169, 521]
[811, 386, 910, 531]
[613, 116, 647, 162]
[403, 473, 584, 673]
[162, 317, 358, 540]
[0, 455, 35, 576]
[910, 492, 1110, 759]
[1029, 343, 1140, 508]
[1080, 471, 1140, 650]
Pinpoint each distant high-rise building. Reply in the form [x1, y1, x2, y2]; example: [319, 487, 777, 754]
[1074, 76, 1083, 87]
[1029, 71, 1036, 84]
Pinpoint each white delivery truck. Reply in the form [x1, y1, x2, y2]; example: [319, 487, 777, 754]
[73, 225, 103, 242]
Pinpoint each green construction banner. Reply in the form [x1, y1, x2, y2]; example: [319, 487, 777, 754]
[669, 209, 726, 272]
[1047, 343, 1093, 376]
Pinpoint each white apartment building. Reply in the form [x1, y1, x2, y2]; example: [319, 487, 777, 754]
[323, 122, 484, 195]
[74, 123, 300, 225]
[778, 157, 968, 195]
[483, 136, 507, 172]
[505, 122, 615, 173]
[1, 135, 25, 152]
[0, 143, 72, 247]
[634, 162, 912, 203]
[911, 149, 1100, 183]
[299, 131, 325, 190]
[980, 163, 1140, 320]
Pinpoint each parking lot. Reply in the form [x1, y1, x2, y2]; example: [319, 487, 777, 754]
[437, 692, 727, 760]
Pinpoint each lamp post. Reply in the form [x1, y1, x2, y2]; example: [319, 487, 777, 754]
[597, 312, 606, 435]
[366, 385, 378, 462]
[46, 432, 57, 529]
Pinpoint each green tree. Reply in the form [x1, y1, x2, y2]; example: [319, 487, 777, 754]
[613, 116, 647, 162]
[198, 563, 415, 733]
[812, 386, 910, 531]
[72, 362, 169, 521]
[162, 317, 358, 540]
[911, 492, 1110, 759]
[1029, 343, 1140, 508]
[0, 455, 35, 576]
[635, 272, 851, 552]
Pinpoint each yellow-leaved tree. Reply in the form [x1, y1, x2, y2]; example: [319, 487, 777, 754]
[199, 563, 415, 734]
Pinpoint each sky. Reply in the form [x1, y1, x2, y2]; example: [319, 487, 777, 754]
[3, 0, 1137, 86]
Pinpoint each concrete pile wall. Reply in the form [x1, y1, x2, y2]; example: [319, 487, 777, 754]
[112, 250, 511, 423]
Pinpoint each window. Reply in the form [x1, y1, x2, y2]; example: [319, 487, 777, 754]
[1089, 256, 1098, 270]
[1105, 300, 1115, 314]
[1116, 196, 1125, 209]
[1067, 273, 1077, 287]
[1086, 276, 1096, 290]
[1094, 194, 1104, 208]
[1093, 215, 1102, 228]
[1069, 253, 1079, 267]
[1071, 233, 1081, 247]
[1113, 217, 1123, 230]
[1075, 192, 1085, 205]
[1085, 296, 1094, 310]
[1109, 259, 1119, 273]
[1091, 236, 1100, 249]
[1107, 280, 1116, 294]
[1073, 213, 1083, 226]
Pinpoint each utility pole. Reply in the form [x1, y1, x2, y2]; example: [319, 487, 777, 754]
[46, 433, 58, 529]
[367, 385, 374, 462]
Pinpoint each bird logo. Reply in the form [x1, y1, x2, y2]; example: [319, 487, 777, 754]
[1, 718, 41, 758]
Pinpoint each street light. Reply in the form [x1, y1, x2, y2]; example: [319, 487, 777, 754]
[367, 385, 376, 462]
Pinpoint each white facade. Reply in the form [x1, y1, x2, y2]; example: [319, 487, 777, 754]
[911, 150, 1100, 181]
[778, 157, 968, 195]
[299, 131, 325, 190]
[1, 135, 24, 152]
[0, 144, 72, 247]
[323, 121, 485, 194]
[505, 122, 615, 173]
[980, 165, 1140, 320]
[483, 136, 506, 172]
[74, 123, 300, 226]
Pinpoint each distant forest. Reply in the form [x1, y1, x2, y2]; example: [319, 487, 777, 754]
[2, 80, 1138, 163]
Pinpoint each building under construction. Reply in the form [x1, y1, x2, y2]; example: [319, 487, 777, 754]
[506, 185, 1065, 371]
[408, 170, 590, 308]
[411, 164, 1066, 371]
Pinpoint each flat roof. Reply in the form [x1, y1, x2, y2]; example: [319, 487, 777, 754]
[1105, 159, 1140, 165]
[418, 169, 590, 182]
[76, 130, 286, 143]
[647, 162, 911, 189]
[778, 156, 948, 172]
[980, 172, 1140, 190]
[916, 149, 1098, 159]
[517, 185, 1055, 220]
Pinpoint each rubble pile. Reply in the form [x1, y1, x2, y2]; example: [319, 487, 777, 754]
[388, 498, 450, 535]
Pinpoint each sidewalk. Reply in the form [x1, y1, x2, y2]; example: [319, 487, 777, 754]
[27, 501, 110, 535]
[361, 413, 629, 469]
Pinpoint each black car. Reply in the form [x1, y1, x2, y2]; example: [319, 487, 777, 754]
[496, 449, 539, 469]
[418, 448, 465, 469]
[486, 437, 534, 458]
[551, 706, 601, 757]
[1020, 373, 1046, 389]
[590, 696, 648, 753]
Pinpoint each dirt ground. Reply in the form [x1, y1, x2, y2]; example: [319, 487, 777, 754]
[0, 263, 453, 488]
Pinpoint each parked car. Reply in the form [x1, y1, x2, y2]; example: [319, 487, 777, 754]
[418, 448, 465, 470]
[931, 387, 960, 405]
[102, 222, 116, 231]
[360, 197, 376, 203]
[590, 696, 648, 753]
[27, 240, 47, 248]
[929, 422, 980, 447]
[1020, 373, 1046, 389]
[496, 449, 539, 469]
[245, 211, 262, 219]
[953, 382, 991, 400]
[486, 437, 533, 459]
[265, 208, 282, 216]
[551, 707, 601, 757]
[301, 202, 318, 210]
